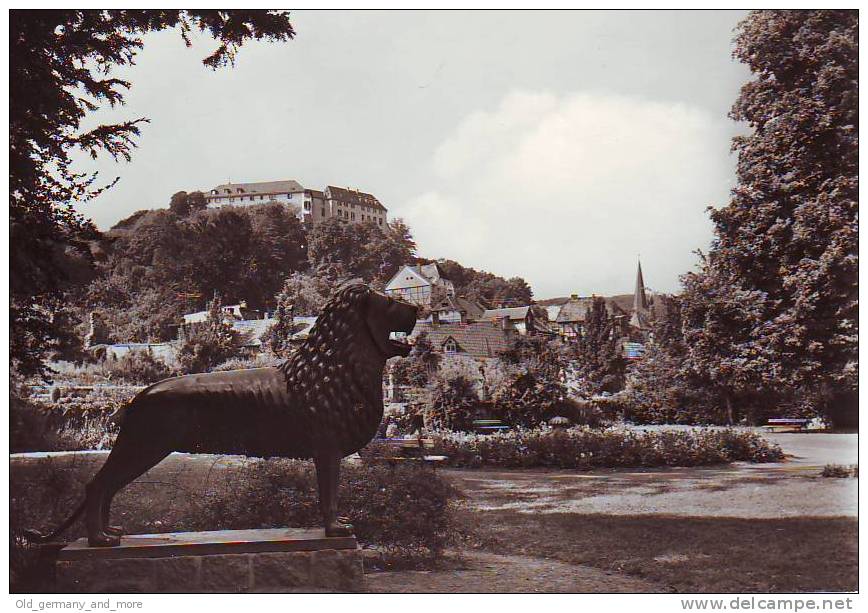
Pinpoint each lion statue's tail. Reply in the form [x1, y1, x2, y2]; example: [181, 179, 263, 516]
[23, 499, 87, 544]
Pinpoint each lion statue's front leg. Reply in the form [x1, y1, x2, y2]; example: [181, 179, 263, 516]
[314, 454, 354, 537]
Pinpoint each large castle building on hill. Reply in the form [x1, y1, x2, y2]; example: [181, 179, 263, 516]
[203, 179, 387, 227]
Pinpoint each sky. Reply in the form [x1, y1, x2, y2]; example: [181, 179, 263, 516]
[72, 9, 752, 299]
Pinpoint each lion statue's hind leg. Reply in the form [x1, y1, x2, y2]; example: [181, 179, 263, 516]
[84, 428, 172, 547]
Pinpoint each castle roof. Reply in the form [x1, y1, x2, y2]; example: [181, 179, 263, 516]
[209, 180, 305, 196]
[325, 185, 387, 212]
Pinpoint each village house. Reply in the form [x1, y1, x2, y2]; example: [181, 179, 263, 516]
[479, 305, 552, 336]
[202, 179, 386, 227]
[408, 320, 515, 361]
[541, 261, 653, 340]
[384, 263, 456, 307]
[538, 261, 655, 360]
[425, 295, 485, 325]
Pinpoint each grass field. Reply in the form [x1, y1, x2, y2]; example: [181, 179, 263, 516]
[466, 511, 858, 592]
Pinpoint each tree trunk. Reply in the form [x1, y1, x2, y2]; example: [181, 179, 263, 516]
[723, 391, 734, 426]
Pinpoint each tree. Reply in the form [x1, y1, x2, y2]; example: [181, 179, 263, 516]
[267, 296, 296, 358]
[568, 297, 626, 396]
[621, 295, 723, 424]
[274, 272, 334, 317]
[245, 203, 307, 305]
[186, 191, 208, 214]
[363, 219, 418, 287]
[306, 217, 360, 272]
[10, 9, 295, 377]
[168, 190, 208, 217]
[390, 332, 441, 388]
[494, 335, 575, 427]
[682, 10, 858, 425]
[305, 218, 416, 285]
[169, 191, 191, 216]
[429, 259, 533, 307]
[426, 369, 480, 431]
[184, 207, 255, 303]
[177, 296, 240, 374]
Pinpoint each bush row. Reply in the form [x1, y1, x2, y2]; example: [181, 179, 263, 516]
[428, 426, 784, 469]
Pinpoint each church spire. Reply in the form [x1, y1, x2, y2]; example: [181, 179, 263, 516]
[630, 259, 648, 329]
[633, 259, 648, 312]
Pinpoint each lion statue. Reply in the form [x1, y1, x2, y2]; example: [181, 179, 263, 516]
[26, 283, 418, 547]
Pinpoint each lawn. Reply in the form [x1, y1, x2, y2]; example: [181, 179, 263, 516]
[466, 511, 858, 593]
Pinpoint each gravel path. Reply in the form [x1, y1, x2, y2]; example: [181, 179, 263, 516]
[445, 463, 857, 518]
[442, 432, 858, 519]
[364, 550, 664, 593]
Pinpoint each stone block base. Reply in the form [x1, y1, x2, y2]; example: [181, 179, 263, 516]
[55, 528, 363, 593]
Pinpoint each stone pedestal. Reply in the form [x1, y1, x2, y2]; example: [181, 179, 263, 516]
[55, 528, 363, 593]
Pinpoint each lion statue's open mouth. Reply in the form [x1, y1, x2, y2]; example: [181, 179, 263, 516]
[26, 282, 419, 547]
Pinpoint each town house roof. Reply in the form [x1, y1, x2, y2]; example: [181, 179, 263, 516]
[481, 306, 531, 321]
[555, 297, 630, 324]
[409, 322, 514, 359]
[431, 295, 485, 319]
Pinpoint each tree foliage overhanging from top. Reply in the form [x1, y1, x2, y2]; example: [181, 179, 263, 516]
[10, 9, 296, 377]
[680, 10, 858, 423]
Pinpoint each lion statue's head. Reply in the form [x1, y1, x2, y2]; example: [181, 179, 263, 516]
[280, 282, 417, 388]
[308, 282, 417, 356]
[278, 282, 418, 453]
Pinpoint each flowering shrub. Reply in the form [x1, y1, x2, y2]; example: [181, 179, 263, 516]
[429, 427, 784, 469]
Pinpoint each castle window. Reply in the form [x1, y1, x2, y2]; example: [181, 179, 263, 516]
[444, 339, 458, 353]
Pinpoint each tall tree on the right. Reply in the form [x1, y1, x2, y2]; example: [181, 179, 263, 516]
[682, 10, 858, 425]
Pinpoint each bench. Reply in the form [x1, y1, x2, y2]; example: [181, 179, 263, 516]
[472, 419, 510, 434]
[765, 418, 811, 432]
[368, 438, 447, 467]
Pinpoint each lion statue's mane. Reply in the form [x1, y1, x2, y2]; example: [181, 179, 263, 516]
[277, 283, 388, 455]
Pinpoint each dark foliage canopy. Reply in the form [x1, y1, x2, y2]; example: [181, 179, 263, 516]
[680, 10, 857, 421]
[10, 10, 295, 377]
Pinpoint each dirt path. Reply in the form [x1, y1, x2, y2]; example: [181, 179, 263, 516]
[364, 550, 664, 593]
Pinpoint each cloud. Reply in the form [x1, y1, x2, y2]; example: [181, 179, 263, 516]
[402, 91, 733, 298]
